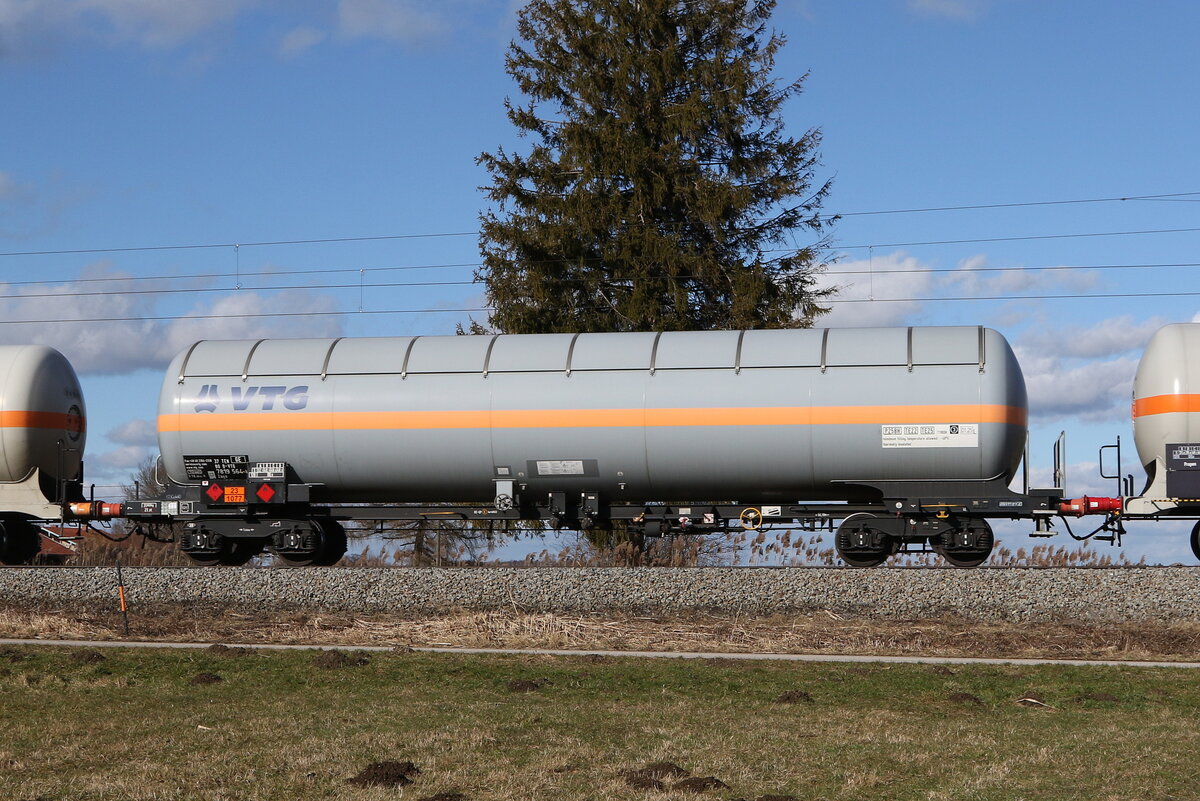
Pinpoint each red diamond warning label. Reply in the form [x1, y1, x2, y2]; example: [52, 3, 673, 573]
[206, 484, 224, 502]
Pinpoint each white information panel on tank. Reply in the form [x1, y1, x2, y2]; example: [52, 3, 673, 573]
[535, 460, 587, 475]
[881, 423, 978, 448]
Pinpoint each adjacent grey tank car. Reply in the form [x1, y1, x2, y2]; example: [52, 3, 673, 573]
[0, 345, 87, 564]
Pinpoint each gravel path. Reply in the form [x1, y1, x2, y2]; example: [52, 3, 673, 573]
[2, 566, 1198, 622]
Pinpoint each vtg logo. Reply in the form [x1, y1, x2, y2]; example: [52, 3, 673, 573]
[193, 385, 309, 413]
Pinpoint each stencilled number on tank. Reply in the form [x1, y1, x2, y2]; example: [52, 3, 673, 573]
[881, 423, 979, 448]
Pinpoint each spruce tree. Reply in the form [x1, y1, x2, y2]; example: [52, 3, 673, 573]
[477, 0, 834, 333]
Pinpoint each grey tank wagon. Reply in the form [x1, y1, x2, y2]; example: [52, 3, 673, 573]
[135, 326, 1052, 567]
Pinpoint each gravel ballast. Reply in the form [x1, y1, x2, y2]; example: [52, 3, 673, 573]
[2, 567, 1198, 622]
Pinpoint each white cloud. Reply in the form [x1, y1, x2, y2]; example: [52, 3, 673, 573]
[0, 170, 19, 197]
[1018, 314, 1168, 360]
[277, 25, 325, 57]
[106, 418, 157, 446]
[1016, 348, 1137, 424]
[908, 0, 993, 20]
[75, 0, 254, 47]
[0, 262, 344, 374]
[943, 254, 1100, 299]
[337, 0, 447, 45]
[0, 0, 255, 54]
[92, 444, 151, 471]
[814, 251, 935, 326]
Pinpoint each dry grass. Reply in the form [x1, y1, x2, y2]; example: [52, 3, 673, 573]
[1, 646, 1196, 800]
[3, 603, 1199, 662]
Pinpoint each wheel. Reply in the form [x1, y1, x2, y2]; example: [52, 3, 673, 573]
[934, 521, 994, 568]
[183, 549, 222, 567]
[272, 519, 345, 567]
[0, 520, 41, 565]
[1190, 521, 1200, 563]
[835, 513, 896, 568]
[311, 520, 347, 566]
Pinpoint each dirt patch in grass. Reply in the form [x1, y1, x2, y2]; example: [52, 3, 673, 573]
[346, 760, 420, 788]
[6, 603, 1200, 663]
[621, 761, 689, 789]
[312, 649, 369, 669]
[69, 649, 106, 664]
[673, 776, 730, 793]
[773, 690, 813, 704]
[506, 678, 543, 693]
[207, 643, 254, 657]
[947, 692, 984, 706]
[190, 672, 223, 685]
[0, 646, 27, 662]
[417, 793, 464, 801]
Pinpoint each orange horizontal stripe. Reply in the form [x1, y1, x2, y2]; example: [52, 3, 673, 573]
[160, 404, 1025, 433]
[1133, 394, 1200, 418]
[0, 410, 87, 432]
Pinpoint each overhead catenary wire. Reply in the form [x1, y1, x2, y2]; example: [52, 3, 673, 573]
[6, 261, 1200, 302]
[10, 286, 1200, 326]
[1, 190, 1197, 259]
[6, 260, 1200, 302]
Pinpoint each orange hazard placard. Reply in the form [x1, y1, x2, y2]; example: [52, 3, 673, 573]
[223, 486, 246, 503]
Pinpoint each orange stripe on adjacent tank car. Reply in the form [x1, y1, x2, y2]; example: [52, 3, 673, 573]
[1131, 394, 1200, 418]
[0, 410, 87, 432]
[159, 403, 1026, 433]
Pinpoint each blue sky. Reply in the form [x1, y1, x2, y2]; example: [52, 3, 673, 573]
[2, 0, 1199, 562]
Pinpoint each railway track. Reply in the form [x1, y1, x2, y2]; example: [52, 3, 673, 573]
[2, 565, 1198, 622]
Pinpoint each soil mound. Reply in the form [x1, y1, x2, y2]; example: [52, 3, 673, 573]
[190, 672, 223, 685]
[773, 690, 813, 704]
[506, 678, 542, 693]
[313, 650, 370, 669]
[346, 761, 421, 788]
[928, 665, 955, 676]
[417, 793, 464, 801]
[0, 647, 27, 662]
[207, 644, 254, 657]
[622, 761, 690, 790]
[70, 649, 106, 664]
[673, 776, 730, 793]
[947, 692, 983, 706]
[624, 774, 664, 791]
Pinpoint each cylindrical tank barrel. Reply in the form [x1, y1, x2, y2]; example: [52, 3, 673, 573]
[0, 345, 87, 483]
[157, 327, 1027, 504]
[1133, 323, 1200, 470]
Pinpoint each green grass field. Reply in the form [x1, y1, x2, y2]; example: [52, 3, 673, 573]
[1, 645, 1195, 800]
